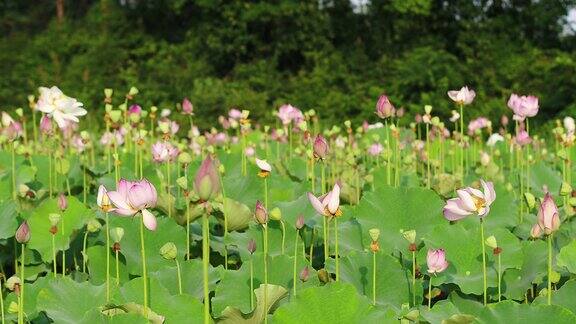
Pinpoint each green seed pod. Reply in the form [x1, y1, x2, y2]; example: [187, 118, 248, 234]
[87, 219, 102, 233]
[48, 213, 61, 227]
[110, 227, 125, 243]
[560, 182, 572, 196]
[485, 235, 498, 249]
[402, 229, 416, 244]
[269, 207, 282, 221]
[369, 228, 380, 242]
[160, 242, 178, 260]
[524, 192, 536, 210]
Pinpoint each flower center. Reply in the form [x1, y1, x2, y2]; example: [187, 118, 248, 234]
[472, 195, 486, 212]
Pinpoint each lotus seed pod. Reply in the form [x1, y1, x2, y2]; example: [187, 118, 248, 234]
[160, 242, 178, 260]
[15, 221, 30, 244]
[485, 235, 498, 249]
[402, 229, 417, 244]
[424, 105, 432, 114]
[524, 192, 536, 210]
[15, 108, 23, 118]
[241, 110, 250, 119]
[128, 86, 139, 96]
[369, 228, 380, 242]
[8, 301, 18, 314]
[176, 176, 188, 190]
[344, 120, 351, 128]
[105, 104, 113, 112]
[560, 182, 572, 196]
[109, 110, 122, 123]
[87, 219, 102, 233]
[5, 276, 21, 291]
[269, 207, 282, 221]
[110, 227, 125, 243]
[104, 88, 113, 98]
[18, 184, 29, 198]
[49, 213, 61, 227]
[178, 152, 192, 165]
[550, 271, 561, 284]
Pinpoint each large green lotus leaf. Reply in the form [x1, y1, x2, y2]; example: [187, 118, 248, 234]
[349, 186, 445, 254]
[218, 284, 288, 324]
[0, 200, 18, 239]
[220, 197, 253, 231]
[86, 245, 131, 286]
[325, 251, 420, 308]
[419, 300, 476, 324]
[424, 224, 522, 296]
[150, 259, 220, 300]
[556, 239, 576, 274]
[211, 253, 318, 317]
[107, 214, 187, 275]
[529, 162, 562, 198]
[80, 309, 149, 324]
[27, 196, 94, 262]
[114, 277, 205, 323]
[36, 277, 107, 323]
[475, 300, 576, 323]
[226, 221, 300, 260]
[272, 283, 384, 323]
[533, 280, 576, 314]
[502, 240, 547, 300]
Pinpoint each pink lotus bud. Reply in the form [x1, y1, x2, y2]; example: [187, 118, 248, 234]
[501, 115, 509, 127]
[295, 214, 305, 230]
[182, 98, 193, 115]
[58, 194, 68, 211]
[375, 95, 395, 119]
[40, 115, 53, 135]
[254, 201, 268, 225]
[5, 122, 22, 141]
[426, 248, 449, 274]
[15, 221, 30, 244]
[396, 107, 405, 118]
[515, 130, 532, 146]
[194, 157, 220, 202]
[537, 193, 560, 235]
[313, 135, 329, 159]
[247, 238, 256, 254]
[530, 223, 542, 239]
[299, 266, 310, 282]
[415, 114, 423, 124]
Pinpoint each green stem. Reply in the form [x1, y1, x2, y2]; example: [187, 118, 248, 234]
[202, 213, 210, 324]
[426, 123, 431, 188]
[82, 231, 89, 273]
[428, 275, 433, 310]
[61, 217, 66, 277]
[264, 177, 268, 209]
[20, 244, 25, 324]
[139, 214, 148, 318]
[412, 251, 416, 307]
[498, 253, 502, 302]
[167, 161, 172, 218]
[1, 275, 5, 324]
[115, 250, 120, 286]
[106, 213, 111, 301]
[52, 234, 56, 277]
[250, 257, 254, 309]
[176, 259, 183, 295]
[548, 233, 553, 305]
[385, 119, 391, 186]
[263, 224, 269, 324]
[280, 220, 286, 255]
[293, 229, 299, 296]
[334, 218, 339, 282]
[480, 219, 487, 305]
[459, 103, 464, 179]
[372, 250, 376, 306]
[11, 142, 16, 201]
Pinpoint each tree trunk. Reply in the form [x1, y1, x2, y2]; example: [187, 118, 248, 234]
[56, 0, 64, 24]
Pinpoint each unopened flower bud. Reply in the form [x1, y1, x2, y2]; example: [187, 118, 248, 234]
[317, 268, 330, 284]
[254, 201, 268, 225]
[269, 207, 282, 221]
[295, 214, 305, 230]
[299, 266, 310, 282]
[58, 194, 68, 211]
[530, 224, 542, 239]
[160, 242, 178, 260]
[15, 221, 30, 243]
[247, 239, 257, 255]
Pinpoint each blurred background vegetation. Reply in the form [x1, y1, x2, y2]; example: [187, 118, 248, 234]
[1, 0, 575, 128]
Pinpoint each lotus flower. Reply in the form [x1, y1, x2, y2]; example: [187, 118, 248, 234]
[228, 109, 242, 120]
[486, 133, 504, 147]
[515, 130, 532, 146]
[15, 221, 31, 244]
[151, 141, 170, 163]
[537, 193, 560, 235]
[254, 200, 268, 224]
[277, 104, 304, 125]
[39, 115, 53, 135]
[443, 180, 496, 220]
[449, 110, 460, 122]
[313, 135, 329, 159]
[508, 94, 539, 121]
[375, 95, 395, 119]
[564, 117, 575, 135]
[36, 86, 86, 128]
[255, 158, 272, 178]
[194, 157, 220, 202]
[307, 183, 342, 218]
[448, 86, 476, 105]
[467, 117, 490, 135]
[368, 143, 383, 156]
[182, 98, 194, 115]
[107, 179, 158, 231]
[427, 249, 449, 274]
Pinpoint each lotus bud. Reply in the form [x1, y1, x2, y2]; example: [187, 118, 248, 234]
[295, 214, 305, 230]
[194, 157, 220, 202]
[178, 152, 192, 165]
[110, 227, 125, 243]
[247, 239, 257, 255]
[182, 98, 193, 115]
[254, 201, 268, 225]
[15, 108, 23, 118]
[317, 268, 330, 284]
[560, 182, 572, 196]
[369, 228, 380, 242]
[58, 193, 68, 211]
[313, 135, 329, 159]
[426, 248, 449, 274]
[524, 192, 536, 210]
[5, 276, 21, 291]
[87, 219, 102, 233]
[375, 95, 395, 119]
[530, 224, 542, 239]
[537, 193, 560, 235]
[15, 221, 30, 244]
[160, 242, 178, 260]
[299, 266, 310, 282]
[485, 235, 498, 249]
[105, 104, 113, 112]
[176, 177, 188, 191]
[269, 207, 282, 221]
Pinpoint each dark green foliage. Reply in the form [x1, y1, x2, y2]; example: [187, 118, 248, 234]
[0, 0, 575, 128]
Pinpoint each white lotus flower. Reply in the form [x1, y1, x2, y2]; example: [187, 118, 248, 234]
[36, 86, 86, 128]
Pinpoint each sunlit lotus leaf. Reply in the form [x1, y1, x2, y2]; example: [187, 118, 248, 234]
[474, 300, 576, 323]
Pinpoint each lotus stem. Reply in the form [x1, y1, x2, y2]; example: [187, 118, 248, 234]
[334, 218, 339, 282]
[249, 255, 254, 309]
[11, 142, 16, 201]
[115, 249, 120, 286]
[548, 233, 553, 305]
[19, 244, 25, 324]
[82, 231, 89, 273]
[385, 119, 391, 186]
[61, 216, 66, 277]
[167, 161, 172, 218]
[52, 234, 56, 277]
[459, 103, 464, 179]
[280, 220, 286, 255]
[176, 259, 183, 295]
[1, 274, 5, 324]
[202, 212, 210, 324]
[497, 252, 502, 302]
[263, 224, 269, 324]
[105, 212, 111, 301]
[293, 229, 299, 296]
[139, 214, 149, 318]
[480, 219, 487, 305]
[428, 275, 433, 310]
[372, 249, 376, 305]
[412, 250, 416, 307]
[426, 122, 430, 189]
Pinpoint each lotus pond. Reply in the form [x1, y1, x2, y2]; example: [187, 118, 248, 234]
[0, 86, 576, 323]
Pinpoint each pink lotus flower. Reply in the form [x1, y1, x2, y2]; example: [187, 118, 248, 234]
[537, 193, 560, 235]
[277, 104, 304, 125]
[97, 185, 114, 212]
[368, 143, 383, 156]
[229, 109, 242, 120]
[467, 117, 490, 135]
[182, 98, 194, 115]
[515, 130, 532, 146]
[71, 135, 86, 153]
[107, 179, 158, 231]
[443, 180, 496, 221]
[15, 221, 31, 244]
[375, 95, 395, 119]
[100, 131, 124, 146]
[427, 249, 448, 274]
[448, 86, 476, 105]
[194, 157, 220, 202]
[508, 94, 539, 121]
[151, 141, 170, 163]
[4, 121, 22, 140]
[313, 135, 329, 159]
[58, 193, 68, 211]
[307, 184, 342, 218]
[245, 146, 255, 157]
